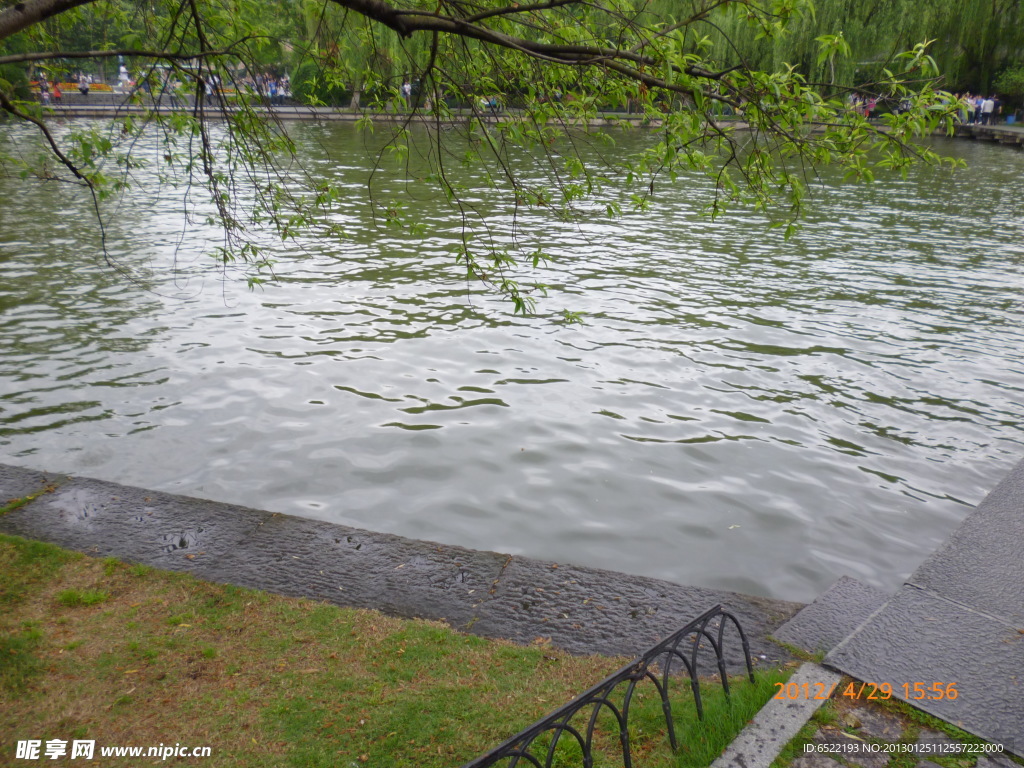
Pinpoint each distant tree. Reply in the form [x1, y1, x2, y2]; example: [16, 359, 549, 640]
[994, 65, 1024, 116]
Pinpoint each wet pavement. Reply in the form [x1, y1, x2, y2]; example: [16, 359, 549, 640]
[825, 459, 1024, 750]
[760, 458, 1024, 759]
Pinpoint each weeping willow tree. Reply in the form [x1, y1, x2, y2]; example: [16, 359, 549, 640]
[699, 0, 1024, 92]
[0, 0, 963, 314]
[292, 0, 436, 107]
[925, 0, 1024, 90]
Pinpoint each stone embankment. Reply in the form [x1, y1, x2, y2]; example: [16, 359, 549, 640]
[0, 463, 800, 667]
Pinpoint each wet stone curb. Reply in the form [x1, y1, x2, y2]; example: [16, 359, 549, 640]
[0, 463, 800, 665]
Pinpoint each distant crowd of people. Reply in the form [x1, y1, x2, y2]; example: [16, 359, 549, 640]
[847, 91, 1011, 125]
[235, 74, 291, 106]
[35, 72, 98, 104]
[956, 93, 1003, 124]
[849, 93, 879, 118]
[34, 67, 292, 108]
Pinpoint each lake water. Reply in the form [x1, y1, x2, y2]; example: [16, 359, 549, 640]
[1, 121, 1022, 602]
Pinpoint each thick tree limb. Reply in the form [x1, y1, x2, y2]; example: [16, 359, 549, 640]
[0, 0, 730, 96]
[0, 0, 95, 43]
[0, 46, 240, 66]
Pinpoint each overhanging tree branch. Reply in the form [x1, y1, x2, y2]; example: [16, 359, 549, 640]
[0, 45, 246, 66]
[0, 0, 965, 314]
[0, 0, 94, 42]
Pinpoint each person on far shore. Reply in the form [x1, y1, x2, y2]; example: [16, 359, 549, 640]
[78, 75, 89, 97]
[981, 95, 995, 124]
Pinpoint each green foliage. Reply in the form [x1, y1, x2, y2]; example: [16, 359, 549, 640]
[995, 65, 1024, 109]
[0, 64, 29, 101]
[290, 59, 351, 107]
[57, 588, 111, 607]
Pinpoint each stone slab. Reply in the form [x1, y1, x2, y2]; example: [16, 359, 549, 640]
[790, 759, 843, 768]
[206, 513, 508, 628]
[915, 729, 958, 747]
[712, 663, 841, 768]
[0, 464, 801, 662]
[0, 463, 66, 507]
[975, 756, 1021, 768]
[786, 757, 843, 768]
[469, 556, 799, 664]
[0, 475, 275, 570]
[843, 706, 904, 741]
[826, 586, 1022, 754]
[906, 459, 1024, 626]
[0, 473, 507, 627]
[812, 730, 890, 768]
[772, 576, 891, 655]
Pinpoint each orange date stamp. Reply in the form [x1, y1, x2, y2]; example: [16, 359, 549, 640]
[773, 681, 959, 701]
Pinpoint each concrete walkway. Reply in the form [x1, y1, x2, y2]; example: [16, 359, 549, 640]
[826, 459, 1024, 749]
[758, 458, 1024, 758]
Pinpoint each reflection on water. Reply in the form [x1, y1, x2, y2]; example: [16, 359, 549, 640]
[1, 124, 1022, 601]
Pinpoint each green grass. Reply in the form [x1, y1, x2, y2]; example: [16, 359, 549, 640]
[0, 534, 79, 606]
[654, 668, 793, 768]
[57, 588, 110, 606]
[0, 623, 44, 692]
[0, 532, 788, 767]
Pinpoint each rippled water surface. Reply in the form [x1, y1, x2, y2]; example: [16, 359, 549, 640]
[2, 122, 1022, 601]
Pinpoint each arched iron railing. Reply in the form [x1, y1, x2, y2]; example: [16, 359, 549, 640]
[461, 604, 753, 768]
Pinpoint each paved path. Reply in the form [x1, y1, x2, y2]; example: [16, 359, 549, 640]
[825, 459, 1024, 750]
[33, 94, 1024, 140]
[767, 458, 1024, 756]
[954, 123, 1024, 146]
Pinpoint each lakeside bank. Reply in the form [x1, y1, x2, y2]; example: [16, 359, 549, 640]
[23, 94, 1024, 146]
[3, 457, 1023, 756]
[0, 462, 800, 666]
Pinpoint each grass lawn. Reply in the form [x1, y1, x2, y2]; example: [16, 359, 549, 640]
[0, 531, 789, 767]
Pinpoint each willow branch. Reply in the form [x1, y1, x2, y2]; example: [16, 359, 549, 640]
[0, 88, 88, 183]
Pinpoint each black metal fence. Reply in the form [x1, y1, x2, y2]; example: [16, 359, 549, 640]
[461, 604, 753, 768]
